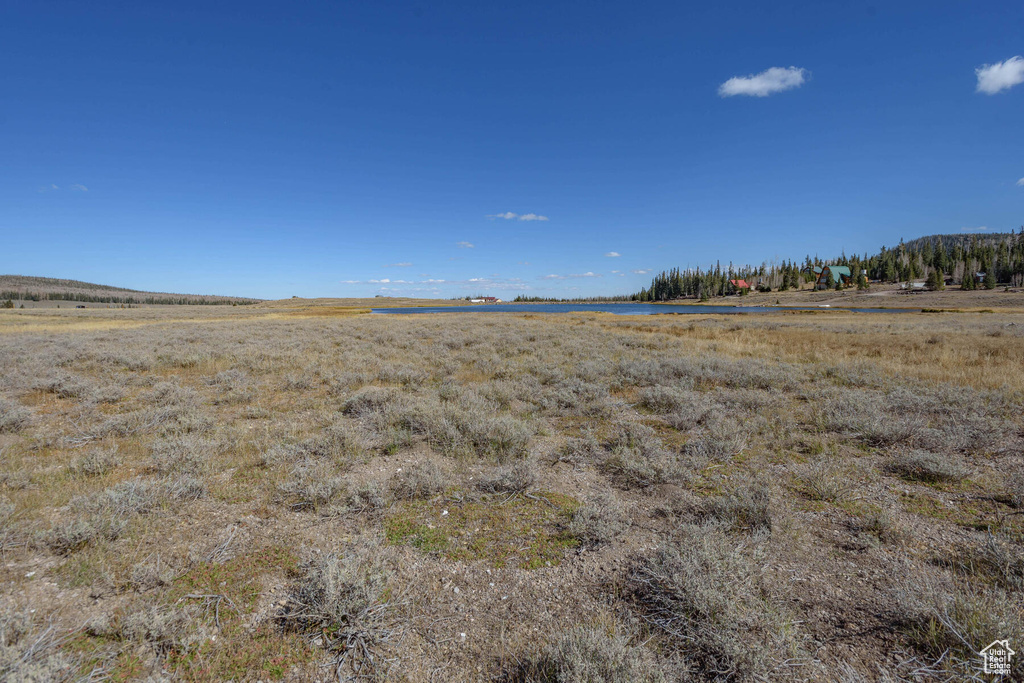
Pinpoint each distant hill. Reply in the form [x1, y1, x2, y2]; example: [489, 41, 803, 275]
[0, 275, 260, 306]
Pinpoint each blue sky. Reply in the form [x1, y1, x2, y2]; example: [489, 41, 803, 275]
[2, 1, 1022, 299]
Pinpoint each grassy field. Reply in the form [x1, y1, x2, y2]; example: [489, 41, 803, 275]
[0, 304, 1021, 681]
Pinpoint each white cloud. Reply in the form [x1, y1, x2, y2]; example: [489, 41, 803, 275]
[1016, 177, 1024, 187]
[604, 251, 621, 257]
[718, 66, 807, 97]
[632, 269, 652, 274]
[383, 262, 412, 267]
[368, 278, 390, 283]
[611, 270, 621, 274]
[976, 56, 1024, 95]
[539, 272, 602, 280]
[960, 226, 988, 233]
[70, 184, 88, 191]
[456, 241, 474, 248]
[487, 212, 549, 221]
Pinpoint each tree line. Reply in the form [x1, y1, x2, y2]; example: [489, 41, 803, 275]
[632, 231, 1024, 301]
[0, 291, 258, 305]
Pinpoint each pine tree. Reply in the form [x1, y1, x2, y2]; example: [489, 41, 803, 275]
[984, 268, 996, 289]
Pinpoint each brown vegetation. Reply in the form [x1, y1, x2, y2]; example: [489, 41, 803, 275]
[0, 304, 1021, 680]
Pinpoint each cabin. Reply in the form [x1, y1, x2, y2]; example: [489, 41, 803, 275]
[728, 279, 750, 293]
[815, 265, 853, 290]
[469, 297, 501, 303]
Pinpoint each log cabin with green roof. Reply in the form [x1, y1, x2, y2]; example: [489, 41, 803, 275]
[815, 265, 853, 290]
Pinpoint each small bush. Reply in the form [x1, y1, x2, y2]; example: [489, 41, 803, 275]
[120, 604, 201, 656]
[638, 385, 692, 414]
[69, 445, 119, 478]
[0, 398, 31, 434]
[516, 626, 666, 683]
[856, 508, 904, 545]
[799, 461, 856, 503]
[682, 417, 748, 463]
[559, 435, 601, 467]
[477, 461, 536, 494]
[279, 541, 391, 677]
[0, 605, 80, 681]
[703, 481, 772, 532]
[629, 525, 800, 678]
[149, 435, 210, 476]
[568, 492, 625, 548]
[46, 479, 160, 553]
[342, 386, 401, 417]
[895, 578, 1023, 675]
[602, 423, 675, 488]
[390, 461, 445, 500]
[470, 415, 532, 462]
[887, 450, 969, 484]
[296, 422, 365, 461]
[278, 461, 344, 511]
[347, 479, 386, 512]
[1005, 471, 1024, 509]
[166, 474, 207, 502]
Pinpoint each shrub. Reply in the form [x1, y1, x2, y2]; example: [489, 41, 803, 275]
[895, 578, 1023, 675]
[0, 605, 81, 681]
[149, 435, 210, 476]
[477, 460, 536, 494]
[120, 604, 201, 657]
[856, 508, 904, 545]
[69, 445, 119, 477]
[296, 422, 365, 461]
[342, 386, 401, 417]
[166, 474, 207, 502]
[46, 479, 161, 553]
[347, 479, 386, 512]
[638, 385, 692, 414]
[568, 492, 625, 548]
[682, 417, 748, 464]
[602, 424, 675, 489]
[0, 398, 30, 434]
[390, 461, 445, 501]
[516, 626, 666, 683]
[559, 435, 602, 467]
[887, 450, 969, 484]
[278, 461, 345, 511]
[798, 460, 857, 503]
[279, 541, 391, 677]
[703, 481, 772, 533]
[629, 525, 800, 678]
[470, 415, 532, 462]
[1005, 471, 1024, 509]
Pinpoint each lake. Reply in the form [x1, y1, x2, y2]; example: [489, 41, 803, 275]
[371, 303, 913, 315]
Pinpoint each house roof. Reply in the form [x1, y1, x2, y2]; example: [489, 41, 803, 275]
[729, 279, 750, 289]
[822, 265, 852, 279]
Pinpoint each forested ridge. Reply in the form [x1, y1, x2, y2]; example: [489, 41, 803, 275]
[633, 231, 1024, 301]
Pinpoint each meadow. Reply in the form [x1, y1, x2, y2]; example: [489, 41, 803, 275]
[0, 304, 1021, 681]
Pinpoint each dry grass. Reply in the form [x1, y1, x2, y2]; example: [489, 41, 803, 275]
[0, 306, 1021, 680]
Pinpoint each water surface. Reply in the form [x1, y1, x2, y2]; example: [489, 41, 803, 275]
[371, 303, 913, 315]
